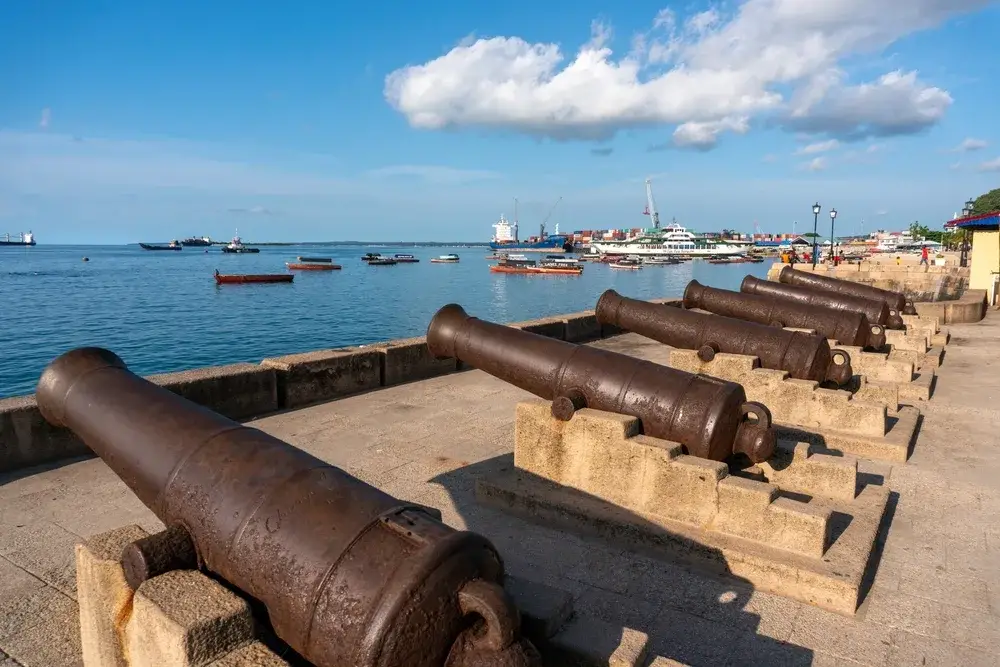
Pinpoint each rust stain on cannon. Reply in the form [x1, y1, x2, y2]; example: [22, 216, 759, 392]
[595, 289, 853, 387]
[777, 266, 917, 315]
[426, 303, 776, 463]
[741, 275, 905, 330]
[36, 347, 540, 667]
[683, 280, 887, 351]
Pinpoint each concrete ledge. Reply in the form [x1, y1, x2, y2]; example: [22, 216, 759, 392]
[372, 336, 457, 387]
[261, 347, 381, 409]
[0, 394, 89, 474]
[885, 329, 929, 354]
[148, 363, 278, 421]
[482, 403, 889, 614]
[914, 289, 987, 324]
[668, 350, 889, 439]
[776, 405, 920, 463]
[509, 316, 567, 340]
[560, 310, 602, 343]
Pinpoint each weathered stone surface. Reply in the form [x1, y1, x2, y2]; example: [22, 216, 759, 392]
[149, 363, 278, 420]
[0, 396, 89, 474]
[373, 336, 457, 387]
[261, 347, 381, 408]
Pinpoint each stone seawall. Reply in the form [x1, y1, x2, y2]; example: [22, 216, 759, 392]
[766, 263, 986, 323]
[0, 306, 656, 475]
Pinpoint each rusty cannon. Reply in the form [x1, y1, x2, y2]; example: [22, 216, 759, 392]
[776, 266, 916, 315]
[740, 275, 905, 330]
[426, 303, 776, 463]
[682, 280, 887, 351]
[595, 289, 853, 387]
[36, 347, 541, 667]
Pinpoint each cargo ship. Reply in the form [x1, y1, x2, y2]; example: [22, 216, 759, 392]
[489, 198, 573, 253]
[181, 235, 213, 247]
[0, 231, 35, 247]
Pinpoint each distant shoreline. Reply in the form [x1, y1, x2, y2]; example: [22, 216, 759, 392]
[118, 241, 493, 247]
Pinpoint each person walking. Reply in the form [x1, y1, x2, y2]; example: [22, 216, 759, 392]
[920, 245, 929, 266]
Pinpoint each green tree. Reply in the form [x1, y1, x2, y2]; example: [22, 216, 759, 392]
[909, 221, 930, 239]
[971, 188, 1000, 215]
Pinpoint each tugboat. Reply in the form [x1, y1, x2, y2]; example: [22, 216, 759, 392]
[0, 231, 36, 247]
[181, 235, 213, 247]
[221, 232, 260, 254]
[140, 240, 182, 251]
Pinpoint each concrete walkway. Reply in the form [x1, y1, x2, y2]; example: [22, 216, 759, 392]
[2, 314, 1000, 666]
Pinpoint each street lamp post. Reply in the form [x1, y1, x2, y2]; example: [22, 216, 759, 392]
[811, 202, 821, 268]
[828, 208, 838, 262]
[960, 198, 974, 268]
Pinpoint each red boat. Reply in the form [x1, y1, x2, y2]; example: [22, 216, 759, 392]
[214, 269, 293, 284]
[286, 262, 342, 270]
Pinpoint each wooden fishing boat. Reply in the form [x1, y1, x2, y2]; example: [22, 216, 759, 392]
[490, 264, 582, 275]
[609, 258, 642, 270]
[367, 257, 397, 265]
[140, 241, 182, 251]
[393, 254, 420, 263]
[297, 256, 332, 263]
[214, 269, 293, 284]
[286, 263, 342, 270]
[430, 254, 460, 263]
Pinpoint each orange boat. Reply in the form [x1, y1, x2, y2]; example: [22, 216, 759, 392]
[214, 269, 293, 284]
[490, 264, 582, 276]
[286, 262, 342, 270]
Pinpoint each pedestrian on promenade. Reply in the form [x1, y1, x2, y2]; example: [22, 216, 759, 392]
[920, 245, 929, 266]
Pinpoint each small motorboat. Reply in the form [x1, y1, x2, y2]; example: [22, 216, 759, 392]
[361, 253, 383, 262]
[644, 257, 680, 266]
[393, 254, 420, 263]
[367, 257, 398, 265]
[286, 262, 342, 270]
[430, 254, 460, 263]
[214, 269, 293, 284]
[140, 241, 182, 251]
[609, 258, 642, 270]
[297, 256, 332, 263]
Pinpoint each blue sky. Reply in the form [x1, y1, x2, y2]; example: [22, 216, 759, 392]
[2, 0, 1000, 244]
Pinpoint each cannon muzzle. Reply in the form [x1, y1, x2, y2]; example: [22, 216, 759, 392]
[427, 304, 776, 463]
[683, 280, 886, 351]
[778, 266, 916, 315]
[741, 275, 904, 330]
[596, 289, 853, 387]
[36, 347, 540, 667]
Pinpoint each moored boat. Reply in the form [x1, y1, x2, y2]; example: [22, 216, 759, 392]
[609, 258, 642, 270]
[181, 236, 213, 247]
[221, 232, 260, 254]
[393, 254, 420, 263]
[297, 256, 333, 263]
[214, 269, 293, 284]
[361, 253, 383, 262]
[140, 240, 182, 251]
[286, 263, 342, 270]
[430, 254, 460, 263]
[367, 257, 398, 265]
[1, 231, 36, 247]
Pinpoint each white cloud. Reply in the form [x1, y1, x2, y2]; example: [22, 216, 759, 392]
[385, 1, 986, 149]
[762, 153, 778, 162]
[951, 137, 988, 152]
[800, 157, 827, 172]
[39, 108, 51, 129]
[796, 139, 840, 155]
[978, 157, 1000, 172]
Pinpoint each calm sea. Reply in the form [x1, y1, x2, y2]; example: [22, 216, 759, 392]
[0, 244, 777, 398]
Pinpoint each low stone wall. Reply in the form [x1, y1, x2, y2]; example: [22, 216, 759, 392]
[0, 310, 607, 474]
[766, 264, 985, 323]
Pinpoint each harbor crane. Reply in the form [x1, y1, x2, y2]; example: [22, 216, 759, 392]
[540, 196, 563, 236]
[642, 178, 661, 228]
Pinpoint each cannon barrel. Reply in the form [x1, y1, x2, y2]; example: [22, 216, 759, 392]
[595, 289, 853, 386]
[741, 275, 905, 330]
[36, 347, 540, 667]
[426, 304, 776, 463]
[777, 266, 916, 315]
[683, 280, 887, 351]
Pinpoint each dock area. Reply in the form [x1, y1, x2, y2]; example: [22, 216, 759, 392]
[2, 305, 999, 666]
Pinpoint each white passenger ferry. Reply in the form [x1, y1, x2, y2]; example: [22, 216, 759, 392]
[589, 180, 744, 258]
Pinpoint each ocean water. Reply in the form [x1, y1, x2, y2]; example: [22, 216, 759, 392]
[0, 245, 778, 398]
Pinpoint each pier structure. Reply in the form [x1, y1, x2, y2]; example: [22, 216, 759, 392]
[1, 270, 998, 667]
